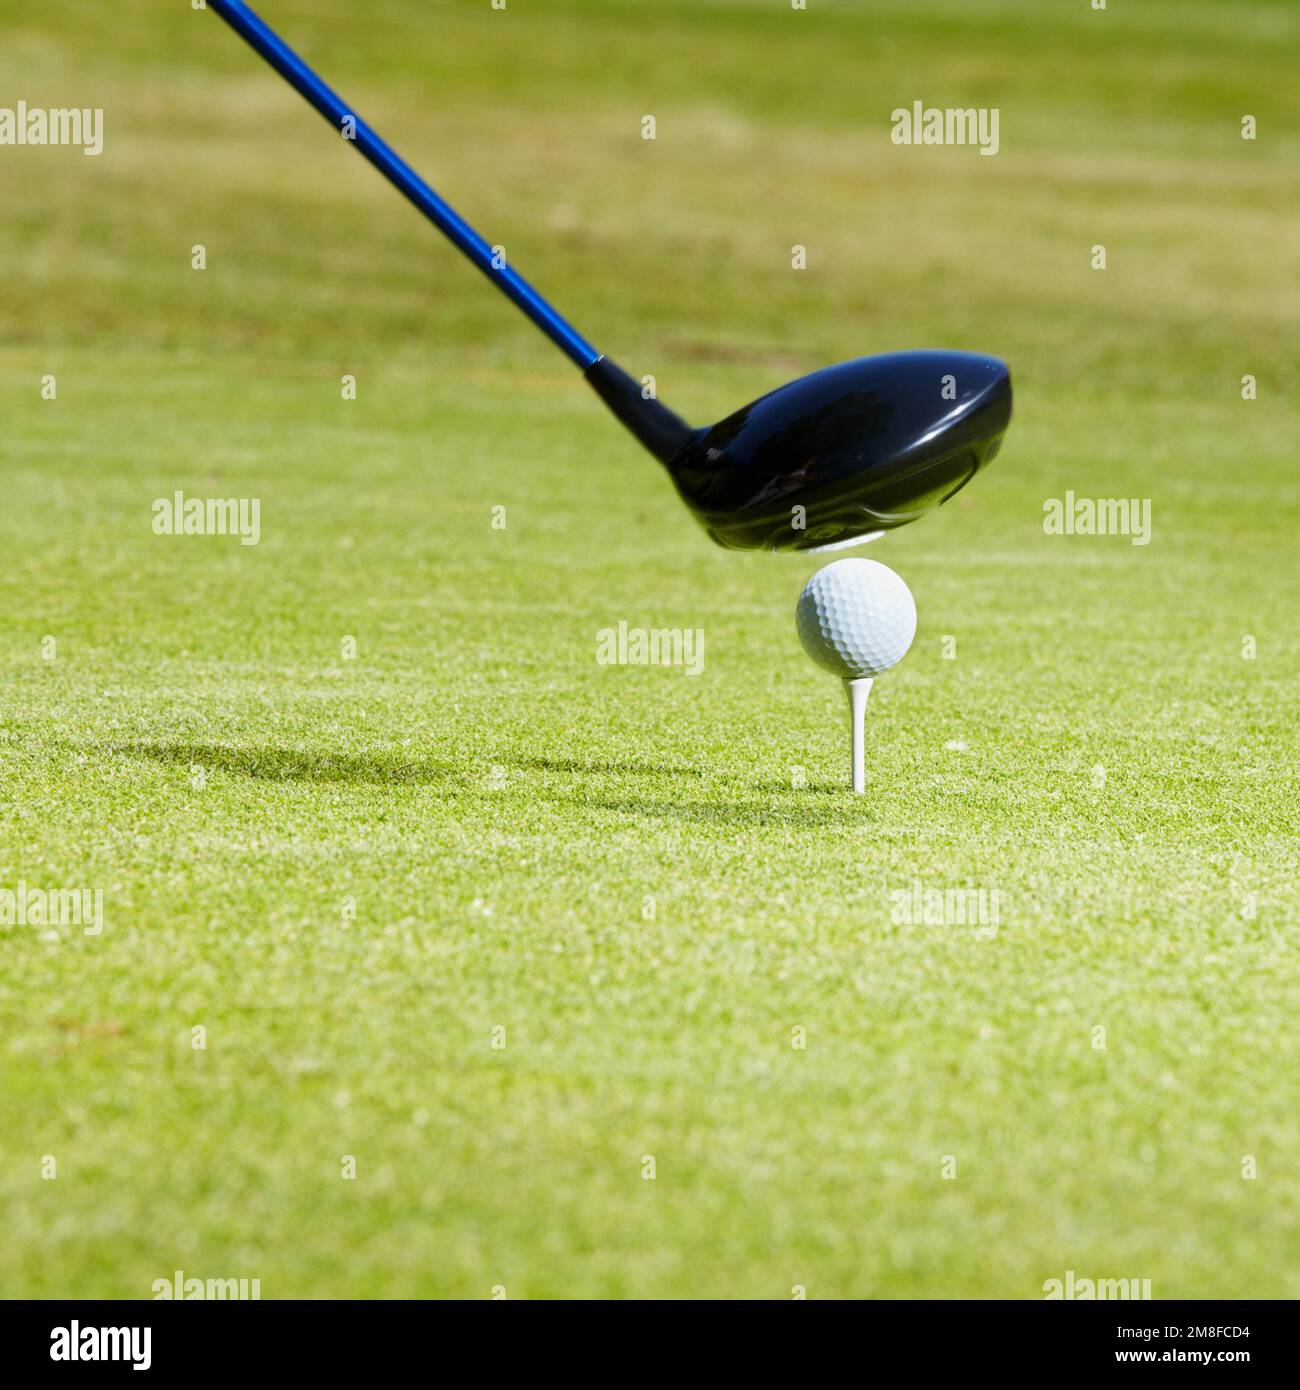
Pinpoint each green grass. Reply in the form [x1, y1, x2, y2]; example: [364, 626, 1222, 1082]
[1, 0, 1297, 1299]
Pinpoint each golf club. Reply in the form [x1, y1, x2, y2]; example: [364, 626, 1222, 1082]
[208, 0, 1012, 552]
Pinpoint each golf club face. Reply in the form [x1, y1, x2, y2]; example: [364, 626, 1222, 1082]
[663, 350, 1012, 552]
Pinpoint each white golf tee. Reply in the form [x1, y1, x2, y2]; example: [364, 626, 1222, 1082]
[843, 677, 873, 794]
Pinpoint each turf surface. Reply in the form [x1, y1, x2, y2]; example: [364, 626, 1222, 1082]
[1, 0, 1297, 1298]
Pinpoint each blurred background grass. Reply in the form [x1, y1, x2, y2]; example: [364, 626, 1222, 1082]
[5, 0, 1298, 380]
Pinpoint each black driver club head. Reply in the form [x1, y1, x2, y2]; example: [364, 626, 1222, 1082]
[586, 349, 1012, 552]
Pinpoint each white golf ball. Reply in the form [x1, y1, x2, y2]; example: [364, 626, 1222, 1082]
[796, 558, 917, 679]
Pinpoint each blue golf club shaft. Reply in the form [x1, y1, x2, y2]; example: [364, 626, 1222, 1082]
[207, 0, 600, 368]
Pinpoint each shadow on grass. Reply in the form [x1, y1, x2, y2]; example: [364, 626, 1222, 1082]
[514, 755, 707, 779]
[567, 793, 870, 830]
[513, 757, 863, 825]
[113, 742, 858, 822]
[121, 741, 459, 786]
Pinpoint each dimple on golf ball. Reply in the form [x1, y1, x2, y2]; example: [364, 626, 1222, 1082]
[796, 558, 917, 679]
